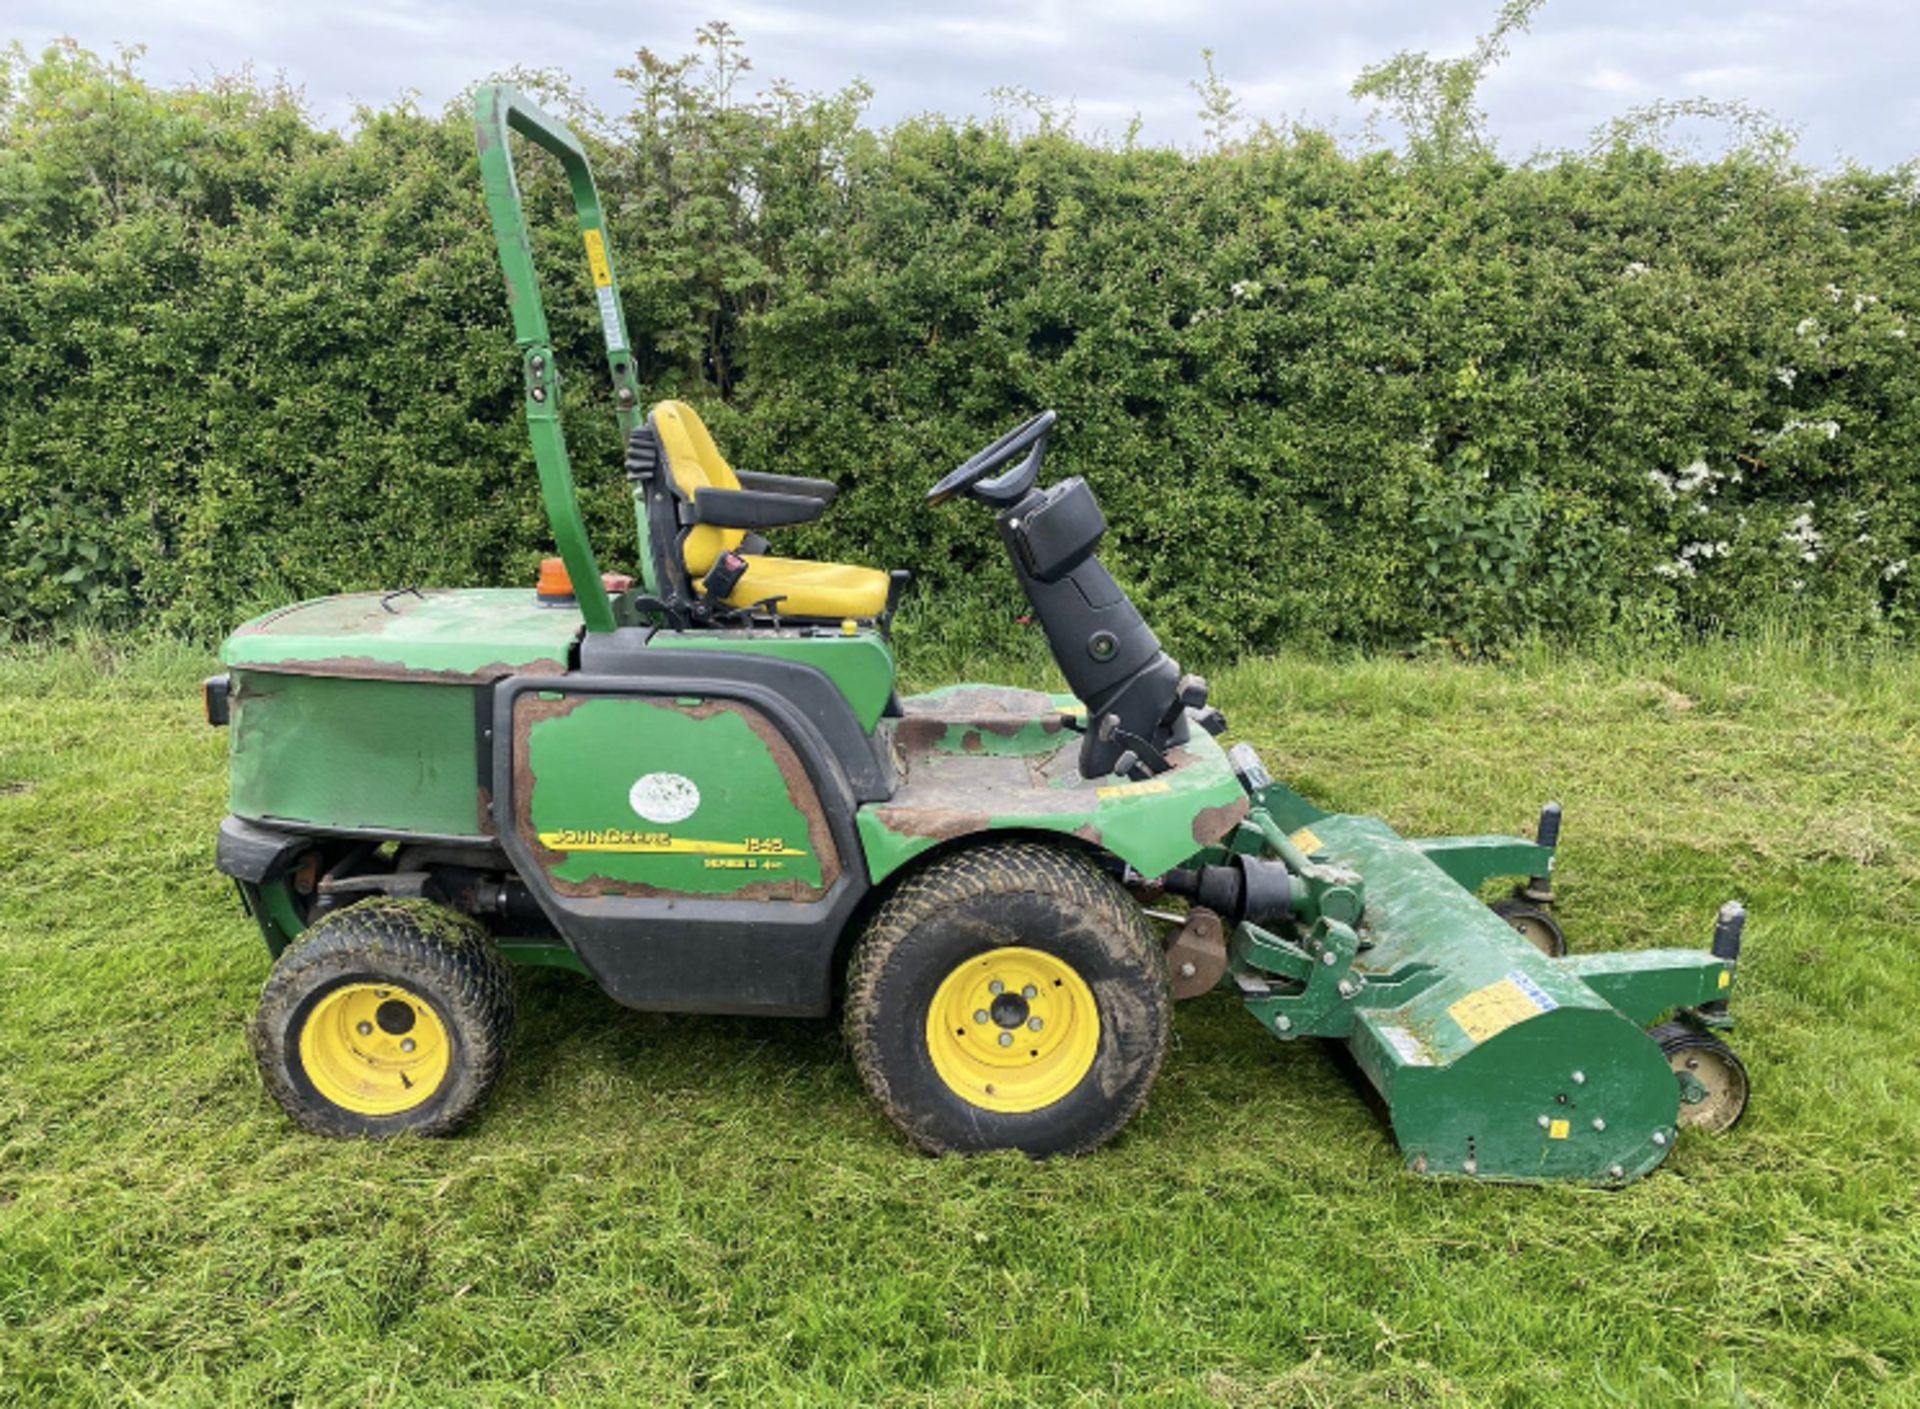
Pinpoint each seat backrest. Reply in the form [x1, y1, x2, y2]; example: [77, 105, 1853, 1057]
[650, 400, 743, 573]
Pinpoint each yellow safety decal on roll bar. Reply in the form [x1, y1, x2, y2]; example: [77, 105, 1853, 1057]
[1718, 968, 1732, 988]
[583, 228, 613, 287]
[1289, 826, 1324, 854]
[1549, 1119, 1570, 1140]
[1096, 778, 1172, 800]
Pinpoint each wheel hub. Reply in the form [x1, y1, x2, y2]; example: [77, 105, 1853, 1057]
[299, 982, 450, 1116]
[926, 946, 1099, 1114]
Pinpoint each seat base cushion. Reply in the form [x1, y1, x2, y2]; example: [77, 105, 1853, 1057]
[707, 554, 891, 620]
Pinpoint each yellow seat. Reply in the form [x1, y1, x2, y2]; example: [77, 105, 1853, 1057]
[650, 400, 891, 619]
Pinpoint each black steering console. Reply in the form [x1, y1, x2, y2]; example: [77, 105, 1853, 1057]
[928, 411, 1226, 779]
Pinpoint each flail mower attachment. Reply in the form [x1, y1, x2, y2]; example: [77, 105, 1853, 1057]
[1167, 748, 1747, 1184]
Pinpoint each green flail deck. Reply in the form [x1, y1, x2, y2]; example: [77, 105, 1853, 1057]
[1226, 805, 1733, 1185]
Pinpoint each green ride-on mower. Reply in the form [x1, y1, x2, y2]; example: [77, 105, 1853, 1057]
[207, 86, 1751, 1182]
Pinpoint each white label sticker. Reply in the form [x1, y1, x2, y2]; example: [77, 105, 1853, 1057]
[1377, 1023, 1435, 1067]
[596, 286, 626, 353]
[629, 772, 699, 825]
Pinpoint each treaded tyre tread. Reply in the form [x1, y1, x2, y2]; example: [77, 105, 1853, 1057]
[251, 898, 514, 1138]
[844, 841, 1169, 1157]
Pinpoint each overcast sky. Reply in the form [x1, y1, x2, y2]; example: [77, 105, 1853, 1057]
[11, 1, 1919, 167]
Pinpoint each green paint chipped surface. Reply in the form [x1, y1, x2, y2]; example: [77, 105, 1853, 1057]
[858, 686, 1245, 883]
[222, 589, 580, 681]
[525, 696, 827, 897]
[648, 629, 894, 732]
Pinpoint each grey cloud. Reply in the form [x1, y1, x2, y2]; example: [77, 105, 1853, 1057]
[11, 0, 1918, 166]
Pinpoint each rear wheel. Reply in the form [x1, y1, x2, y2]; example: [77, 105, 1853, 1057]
[1649, 1021, 1750, 1133]
[845, 843, 1169, 1156]
[251, 899, 514, 1138]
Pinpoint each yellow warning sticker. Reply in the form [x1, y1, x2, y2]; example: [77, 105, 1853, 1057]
[583, 227, 613, 287]
[1097, 778, 1172, 800]
[1718, 968, 1732, 989]
[1549, 1119, 1570, 1140]
[1289, 826, 1325, 855]
[1447, 970, 1558, 1044]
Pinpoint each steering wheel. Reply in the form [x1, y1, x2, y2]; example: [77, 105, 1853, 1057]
[925, 410, 1057, 507]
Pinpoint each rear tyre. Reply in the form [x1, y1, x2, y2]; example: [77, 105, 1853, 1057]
[1649, 1021, 1750, 1134]
[844, 842, 1169, 1157]
[1489, 899, 1568, 957]
[251, 898, 514, 1138]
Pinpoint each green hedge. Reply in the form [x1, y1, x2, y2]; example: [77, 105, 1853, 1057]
[3, 40, 1918, 655]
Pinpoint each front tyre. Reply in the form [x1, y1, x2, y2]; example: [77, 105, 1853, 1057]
[251, 899, 514, 1138]
[844, 843, 1169, 1156]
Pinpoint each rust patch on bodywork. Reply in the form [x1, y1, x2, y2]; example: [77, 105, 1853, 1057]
[868, 806, 991, 842]
[511, 691, 839, 902]
[236, 655, 566, 686]
[1192, 797, 1250, 847]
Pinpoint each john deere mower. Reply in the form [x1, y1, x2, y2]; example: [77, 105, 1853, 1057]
[207, 86, 1750, 1181]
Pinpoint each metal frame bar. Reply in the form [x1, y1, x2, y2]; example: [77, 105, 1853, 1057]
[473, 83, 647, 634]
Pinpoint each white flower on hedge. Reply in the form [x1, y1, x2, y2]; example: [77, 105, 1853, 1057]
[1886, 559, 1908, 581]
[1646, 469, 1676, 500]
[1654, 559, 1695, 579]
[1795, 317, 1820, 337]
[1783, 511, 1822, 563]
[1229, 280, 1263, 300]
[1775, 366, 1798, 388]
[1776, 419, 1840, 441]
[1680, 541, 1730, 561]
[1790, 578, 1806, 591]
[1825, 283, 1845, 302]
[1676, 459, 1714, 494]
[1623, 261, 1650, 278]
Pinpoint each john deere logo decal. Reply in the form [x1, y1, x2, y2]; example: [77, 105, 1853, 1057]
[629, 772, 699, 824]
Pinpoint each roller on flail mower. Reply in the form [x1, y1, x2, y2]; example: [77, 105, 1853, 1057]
[206, 85, 1750, 1182]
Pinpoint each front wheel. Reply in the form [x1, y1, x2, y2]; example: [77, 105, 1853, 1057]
[251, 899, 514, 1138]
[844, 843, 1169, 1157]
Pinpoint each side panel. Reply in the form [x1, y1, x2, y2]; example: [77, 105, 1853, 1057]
[493, 666, 875, 1016]
[515, 694, 838, 900]
[228, 670, 485, 838]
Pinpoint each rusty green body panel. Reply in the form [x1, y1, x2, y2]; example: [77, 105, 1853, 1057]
[227, 672, 485, 837]
[648, 628, 895, 732]
[518, 694, 834, 899]
[224, 589, 580, 681]
[856, 686, 1249, 885]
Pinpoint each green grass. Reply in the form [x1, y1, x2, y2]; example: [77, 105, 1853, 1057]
[2, 635, 1917, 1406]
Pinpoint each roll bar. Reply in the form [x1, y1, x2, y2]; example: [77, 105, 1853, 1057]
[473, 83, 644, 633]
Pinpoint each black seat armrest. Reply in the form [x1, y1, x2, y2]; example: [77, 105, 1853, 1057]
[688, 487, 828, 530]
[734, 469, 838, 504]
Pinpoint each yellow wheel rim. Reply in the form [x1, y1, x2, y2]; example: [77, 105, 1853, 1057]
[298, 982, 451, 1116]
[926, 946, 1100, 1114]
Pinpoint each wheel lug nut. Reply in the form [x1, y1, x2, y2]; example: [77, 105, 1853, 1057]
[998, 1032, 1013, 1047]
[974, 1009, 989, 1024]
[988, 980, 1004, 995]
[1028, 1017, 1043, 1032]
[357, 1021, 373, 1036]
[1022, 984, 1037, 999]
[401, 1038, 417, 1054]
